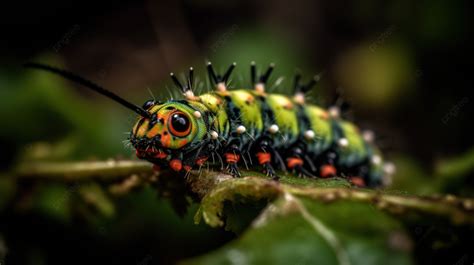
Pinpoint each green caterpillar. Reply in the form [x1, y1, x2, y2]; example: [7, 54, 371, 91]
[25, 62, 395, 187]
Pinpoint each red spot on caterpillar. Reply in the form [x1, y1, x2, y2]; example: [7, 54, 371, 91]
[154, 150, 167, 159]
[169, 159, 182, 171]
[287, 157, 303, 169]
[320, 164, 336, 178]
[196, 157, 208, 166]
[350, 176, 365, 187]
[256, 152, 271, 165]
[184, 165, 192, 172]
[136, 150, 144, 158]
[225, 153, 240, 164]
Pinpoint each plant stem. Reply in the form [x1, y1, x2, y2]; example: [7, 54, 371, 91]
[14, 159, 153, 182]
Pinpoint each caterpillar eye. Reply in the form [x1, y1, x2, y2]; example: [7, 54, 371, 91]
[168, 112, 191, 137]
[142, 100, 155, 110]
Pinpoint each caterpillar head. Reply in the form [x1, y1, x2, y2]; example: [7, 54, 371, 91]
[131, 100, 208, 163]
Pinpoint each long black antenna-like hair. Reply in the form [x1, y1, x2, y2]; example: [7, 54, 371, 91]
[24, 62, 151, 118]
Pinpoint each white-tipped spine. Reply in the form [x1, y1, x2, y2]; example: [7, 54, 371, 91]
[293, 92, 305, 105]
[216, 82, 227, 92]
[210, 130, 219, 140]
[371, 155, 382, 165]
[184, 90, 195, 100]
[193, 110, 202, 119]
[268, 124, 279, 134]
[338, 138, 349, 148]
[236, 125, 246, 134]
[328, 106, 340, 118]
[304, 130, 315, 140]
[255, 83, 265, 93]
[362, 130, 375, 143]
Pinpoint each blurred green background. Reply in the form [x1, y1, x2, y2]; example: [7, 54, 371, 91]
[0, 0, 473, 264]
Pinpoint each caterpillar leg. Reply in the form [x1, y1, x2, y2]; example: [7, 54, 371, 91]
[286, 147, 316, 178]
[256, 140, 279, 180]
[227, 163, 241, 177]
[263, 143, 287, 171]
[296, 164, 316, 178]
[256, 152, 278, 180]
[224, 144, 242, 177]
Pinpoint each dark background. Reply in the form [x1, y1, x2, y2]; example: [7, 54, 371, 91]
[0, 0, 473, 264]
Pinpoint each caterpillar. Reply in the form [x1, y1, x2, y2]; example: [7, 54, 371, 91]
[24, 62, 395, 187]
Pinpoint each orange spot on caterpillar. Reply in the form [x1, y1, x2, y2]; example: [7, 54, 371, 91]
[161, 132, 172, 148]
[283, 103, 293, 110]
[246, 95, 255, 104]
[256, 152, 271, 165]
[146, 125, 160, 138]
[154, 150, 167, 159]
[169, 159, 182, 171]
[196, 157, 208, 166]
[350, 176, 365, 187]
[177, 139, 188, 146]
[287, 157, 303, 169]
[225, 153, 240, 164]
[320, 111, 329, 120]
[320, 164, 337, 178]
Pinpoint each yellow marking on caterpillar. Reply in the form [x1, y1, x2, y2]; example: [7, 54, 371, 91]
[146, 124, 161, 138]
[267, 94, 298, 136]
[136, 120, 150, 137]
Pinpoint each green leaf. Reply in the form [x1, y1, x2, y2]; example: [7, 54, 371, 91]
[187, 171, 473, 265]
[186, 194, 413, 265]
